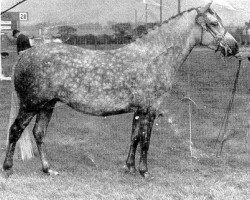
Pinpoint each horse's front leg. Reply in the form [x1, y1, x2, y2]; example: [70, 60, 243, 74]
[138, 110, 156, 178]
[126, 110, 142, 174]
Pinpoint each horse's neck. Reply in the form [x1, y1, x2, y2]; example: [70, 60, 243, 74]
[126, 10, 198, 66]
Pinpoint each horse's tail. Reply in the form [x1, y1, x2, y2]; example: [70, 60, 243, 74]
[7, 89, 34, 160]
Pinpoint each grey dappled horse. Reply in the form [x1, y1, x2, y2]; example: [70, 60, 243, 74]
[3, 1, 239, 178]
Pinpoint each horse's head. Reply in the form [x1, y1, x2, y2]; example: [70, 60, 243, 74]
[195, 0, 238, 56]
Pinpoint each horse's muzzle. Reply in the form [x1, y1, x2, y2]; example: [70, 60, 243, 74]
[219, 36, 239, 57]
[224, 42, 239, 57]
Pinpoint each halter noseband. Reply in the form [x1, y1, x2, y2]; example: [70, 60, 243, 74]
[195, 8, 232, 55]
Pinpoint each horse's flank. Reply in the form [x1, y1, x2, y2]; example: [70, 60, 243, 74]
[14, 9, 198, 116]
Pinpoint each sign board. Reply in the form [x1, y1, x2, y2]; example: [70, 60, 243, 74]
[1, 12, 29, 21]
[1, 12, 19, 31]
[1, 26, 12, 30]
[1, 20, 18, 30]
[19, 12, 28, 21]
[1, 21, 11, 30]
[1, 12, 19, 21]
[1, 21, 11, 25]
[1, 12, 28, 32]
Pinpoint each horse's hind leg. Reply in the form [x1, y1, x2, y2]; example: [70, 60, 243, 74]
[32, 100, 57, 175]
[3, 107, 35, 174]
[138, 110, 156, 178]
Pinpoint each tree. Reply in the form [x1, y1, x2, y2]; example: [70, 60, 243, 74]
[83, 34, 97, 45]
[35, 22, 48, 30]
[133, 25, 147, 38]
[35, 22, 48, 35]
[58, 26, 77, 43]
[234, 28, 244, 45]
[132, 23, 158, 39]
[111, 23, 133, 44]
[96, 34, 113, 45]
[111, 23, 132, 36]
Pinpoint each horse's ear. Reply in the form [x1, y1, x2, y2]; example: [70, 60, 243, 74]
[200, 0, 213, 13]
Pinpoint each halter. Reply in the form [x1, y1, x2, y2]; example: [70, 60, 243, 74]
[195, 8, 232, 55]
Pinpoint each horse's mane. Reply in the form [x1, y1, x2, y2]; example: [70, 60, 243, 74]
[162, 7, 198, 24]
[136, 7, 199, 39]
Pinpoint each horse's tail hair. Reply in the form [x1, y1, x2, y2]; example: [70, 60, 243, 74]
[7, 89, 34, 160]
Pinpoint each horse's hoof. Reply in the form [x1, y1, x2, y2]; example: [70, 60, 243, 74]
[2, 168, 13, 179]
[43, 168, 59, 176]
[140, 171, 154, 180]
[48, 169, 59, 176]
[123, 165, 136, 175]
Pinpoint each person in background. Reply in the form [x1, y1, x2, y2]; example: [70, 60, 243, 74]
[12, 29, 31, 54]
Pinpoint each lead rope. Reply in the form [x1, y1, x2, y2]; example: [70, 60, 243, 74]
[187, 61, 194, 158]
[187, 1, 195, 160]
[214, 60, 242, 156]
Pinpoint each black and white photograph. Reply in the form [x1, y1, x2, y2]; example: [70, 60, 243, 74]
[0, 0, 250, 199]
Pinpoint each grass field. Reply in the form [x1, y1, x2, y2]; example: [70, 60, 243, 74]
[0, 47, 249, 199]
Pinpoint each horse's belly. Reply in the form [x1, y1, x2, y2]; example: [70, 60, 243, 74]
[65, 88, 132, 115]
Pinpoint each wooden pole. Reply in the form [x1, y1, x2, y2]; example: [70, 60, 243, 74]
[145, 3, 148, 29]
[160, 0, 162, 24]
[135, 9, 138, 36]
[1, 0, 28, 15]
[135, 9, 138, 25]
[178, 0, 181, 14]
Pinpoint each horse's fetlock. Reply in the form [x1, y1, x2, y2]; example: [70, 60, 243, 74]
[139, 161, 147, 171]
[3, 161, 13, 171]
[42, 166, 50, 174]
[126, 162, 136, 174]
[126, 159, 134, 168]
